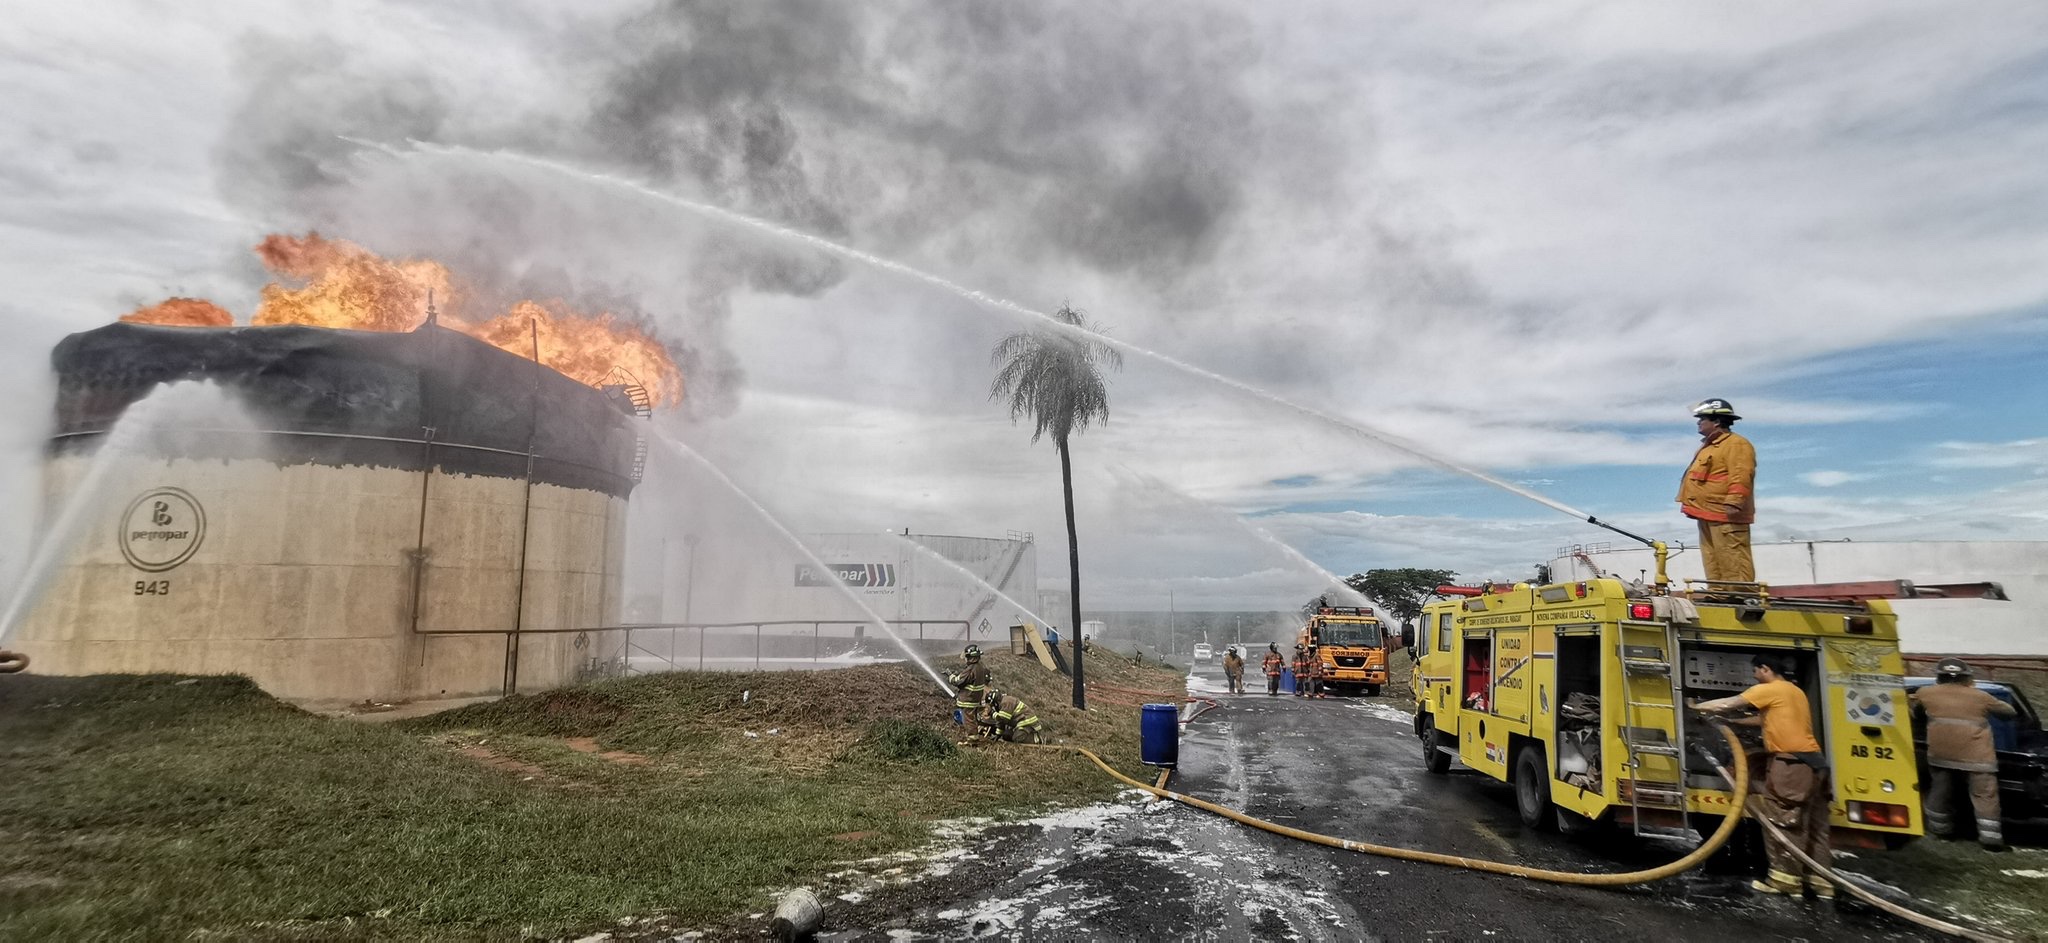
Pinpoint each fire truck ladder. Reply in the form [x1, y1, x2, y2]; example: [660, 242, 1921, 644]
[1618, 620, 1698, 842]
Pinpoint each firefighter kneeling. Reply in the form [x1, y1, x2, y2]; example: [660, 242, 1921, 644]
[976, 689, 1045, 744]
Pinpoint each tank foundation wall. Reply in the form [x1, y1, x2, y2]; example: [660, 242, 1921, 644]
[15, 453, 627, 704]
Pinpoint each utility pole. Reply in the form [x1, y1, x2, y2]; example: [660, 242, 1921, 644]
[1167, 587, 1176, 655]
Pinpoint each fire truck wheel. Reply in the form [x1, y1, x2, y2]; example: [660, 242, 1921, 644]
[1421, 714, 1451, 775]
[1363, 684, 1381, 697]
[1514, 746, 1557, 829]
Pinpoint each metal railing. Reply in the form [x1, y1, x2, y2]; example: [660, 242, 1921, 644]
[611, 620, 971, 675]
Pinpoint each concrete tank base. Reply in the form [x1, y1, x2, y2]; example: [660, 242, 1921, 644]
[16, 323, 643, 706]
[16, 455, 627, 706]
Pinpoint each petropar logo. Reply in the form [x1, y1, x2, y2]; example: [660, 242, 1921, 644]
[119, 487, 206, 573]
[794, 563, 898, 589]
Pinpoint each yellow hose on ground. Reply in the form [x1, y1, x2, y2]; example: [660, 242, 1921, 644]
[1026, 722, 1751, 887]
[1731, 787, 2013, 942]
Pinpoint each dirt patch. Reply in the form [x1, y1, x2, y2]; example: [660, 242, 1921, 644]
[456, 744, 551, 780]
[564, 736, 651, 766]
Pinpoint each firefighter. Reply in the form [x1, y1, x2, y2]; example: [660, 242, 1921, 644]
[978, 689, 1044, 743]
[1222, 645, 1245, 694]
[1692, 653, 1831, 898]
[945, 645, 990, 725]
[1262, 643, 1285, 696]
[1911, 657, 2018, 851]
[1677, 398, 1757, 585]
[1307, 648, 1327, 698]
[1291, 645, 1311, 698]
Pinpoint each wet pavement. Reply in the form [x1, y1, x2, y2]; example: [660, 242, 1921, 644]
[817, 661, 1942, 941]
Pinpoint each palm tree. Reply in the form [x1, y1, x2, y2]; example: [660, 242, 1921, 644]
[989, 305, 1122, 710]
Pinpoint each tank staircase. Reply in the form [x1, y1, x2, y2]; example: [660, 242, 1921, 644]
[1618, 620, 1699, 842]
[600, 377, 656, 483]
[964, 535, 1032, 632]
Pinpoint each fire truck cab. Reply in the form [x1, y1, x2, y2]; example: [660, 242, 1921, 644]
[1300, 606, 1388, 696]
[1409, 577, 1981, 847]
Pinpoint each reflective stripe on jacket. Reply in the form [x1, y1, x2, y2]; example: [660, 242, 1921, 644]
[949, 662, 990, 707]
[991, 694, 1038, 729]
[1262, 653, 1284, 676]
[1912, 682, 2017, 772]
[1677, 430, 1757, 524]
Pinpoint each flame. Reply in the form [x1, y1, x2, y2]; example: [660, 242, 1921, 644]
[121, 233, 683, 407]
[122, 298, 234, 327]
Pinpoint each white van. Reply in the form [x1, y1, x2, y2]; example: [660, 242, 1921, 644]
[1192, 642, 1213, 663]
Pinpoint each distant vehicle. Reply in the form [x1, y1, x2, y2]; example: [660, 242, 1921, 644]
[1902, 677, 2048, 826]
[1192, 643, 1213, 663]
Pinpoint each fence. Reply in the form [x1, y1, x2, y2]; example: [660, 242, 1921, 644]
[610, 620, 972, 675]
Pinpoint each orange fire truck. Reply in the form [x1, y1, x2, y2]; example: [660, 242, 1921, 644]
[1299, 606, 1389, 695]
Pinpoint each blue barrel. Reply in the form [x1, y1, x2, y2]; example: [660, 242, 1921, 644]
[1140, 703, 1180, 768]
[1280, 669, 1296, 694]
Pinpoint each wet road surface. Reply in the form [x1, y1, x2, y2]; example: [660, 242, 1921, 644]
[819, 660, 1940, 941]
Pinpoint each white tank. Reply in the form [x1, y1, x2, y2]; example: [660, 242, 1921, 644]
[8, 323, 639, 704]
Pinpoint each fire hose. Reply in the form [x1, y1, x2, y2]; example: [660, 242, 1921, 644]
[1030, 719, 2010, 941]
[1027, 722, 1752, 886]
[0, 650, 28, 674]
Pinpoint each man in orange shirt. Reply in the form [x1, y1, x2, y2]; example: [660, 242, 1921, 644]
[1693, 652, 1832, 898]
[1677, 398, 1758, 584]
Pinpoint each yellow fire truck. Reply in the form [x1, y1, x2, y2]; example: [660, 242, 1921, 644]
[1299, 606, 1388, 695]
[1412, 572, 2006, 845]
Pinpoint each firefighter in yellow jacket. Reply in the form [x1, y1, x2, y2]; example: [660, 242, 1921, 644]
[1912, 658, 2018, 851]
[978, 689, 1045, 743]
[945, 645, 990, 726]
[1678, 398, 1757, 584]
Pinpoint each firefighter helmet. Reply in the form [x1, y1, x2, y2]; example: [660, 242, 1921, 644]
[1692, 398, 1742, 422]
[982, 687, 1001, 706]
[964, 644, 981, 660]
[1935, 656, 1974, 682]
[1268, 643, 1278, 653]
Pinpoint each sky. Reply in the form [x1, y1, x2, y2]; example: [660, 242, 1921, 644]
[3, 1, 2047, 612]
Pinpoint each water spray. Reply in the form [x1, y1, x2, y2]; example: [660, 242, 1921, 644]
[646, 431, 954, 695]
[361, 141, 1673, 577]
[887, 533, 1060, 630]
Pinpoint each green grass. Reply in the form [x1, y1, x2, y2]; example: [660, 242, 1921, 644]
[0, 649, 1183, 941]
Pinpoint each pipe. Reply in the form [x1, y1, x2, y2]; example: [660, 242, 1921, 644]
[1025, 722, 1752, 887]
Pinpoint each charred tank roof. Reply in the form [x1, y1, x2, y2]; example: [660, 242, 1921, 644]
[51, 322, 643, 498]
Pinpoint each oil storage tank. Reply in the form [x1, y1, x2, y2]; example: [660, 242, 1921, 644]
[10, 322, 642, 705]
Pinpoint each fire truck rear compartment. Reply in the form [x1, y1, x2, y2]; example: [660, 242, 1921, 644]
[1679, 642, 1824, 788]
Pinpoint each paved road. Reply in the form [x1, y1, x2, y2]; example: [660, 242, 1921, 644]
[819, 660, 1938, 941]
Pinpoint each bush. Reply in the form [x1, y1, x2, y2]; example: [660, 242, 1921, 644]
[861, 718, 957, 762]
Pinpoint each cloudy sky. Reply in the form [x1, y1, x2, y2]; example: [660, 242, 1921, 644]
[4, 1, 2046, 611]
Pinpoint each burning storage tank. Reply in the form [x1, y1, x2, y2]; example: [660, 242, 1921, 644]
[11, 321, 648, 704]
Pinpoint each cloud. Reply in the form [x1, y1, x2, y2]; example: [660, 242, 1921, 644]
[6, 1, 2048, 606]
[1800, 470, 1866, 487]
[1928, 439, 2048, 470]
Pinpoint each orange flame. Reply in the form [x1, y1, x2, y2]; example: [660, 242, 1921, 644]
[122, 298, 234, 327]
[120, 233, 683, 407]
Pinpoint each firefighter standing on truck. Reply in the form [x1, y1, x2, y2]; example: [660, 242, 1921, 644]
[1693, 653, 1833, 898]
[1678, 398, 1757, 584]
[946, 645, 990, 726]
[1263, 644, 1285, 696]
[1912, 657, 2017, 851]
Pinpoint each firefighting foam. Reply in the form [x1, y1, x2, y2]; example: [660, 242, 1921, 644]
[121, 233, 684, 407]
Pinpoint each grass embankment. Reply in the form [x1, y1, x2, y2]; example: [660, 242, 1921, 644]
[0, 648, 1182, 941]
